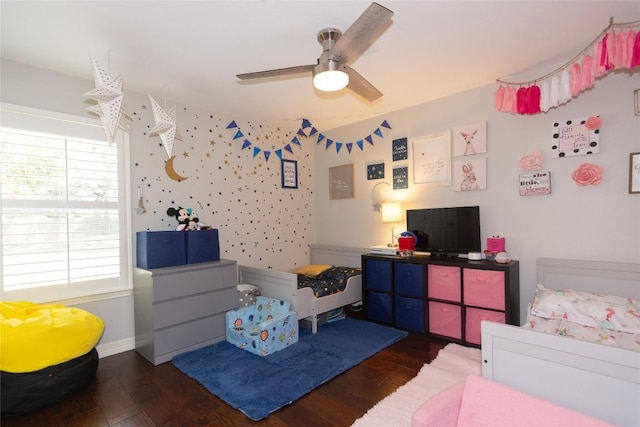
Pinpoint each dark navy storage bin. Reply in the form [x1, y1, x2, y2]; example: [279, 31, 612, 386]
[136, 231, 186, 269]
[367, 291, 393, 323]
[394, 296, 425, 332]
[186, 229, 220, 264]
[394, 263, 425, 297]
[365, 259, 392, 291]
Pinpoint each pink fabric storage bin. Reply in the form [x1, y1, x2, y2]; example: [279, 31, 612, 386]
[427, 265, 461, 302]
[428, 301, 462, 339]
[463, 269, 505, 310]
[465, 307, 505, 345]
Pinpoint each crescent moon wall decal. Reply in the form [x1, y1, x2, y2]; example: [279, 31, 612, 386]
[165, 155, 189, 181]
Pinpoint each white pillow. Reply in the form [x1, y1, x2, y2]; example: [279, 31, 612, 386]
[531, 284, 640, 334]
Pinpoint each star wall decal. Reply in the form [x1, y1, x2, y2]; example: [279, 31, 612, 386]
[83, 56, 132, 143]
[148, 95, 183, 158]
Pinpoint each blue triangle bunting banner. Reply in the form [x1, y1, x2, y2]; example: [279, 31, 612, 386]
[227, 119, 302, 161]
[298, 118, 390, 154]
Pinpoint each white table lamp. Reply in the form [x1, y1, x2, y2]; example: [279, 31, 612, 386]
[381, 202, 402, 247]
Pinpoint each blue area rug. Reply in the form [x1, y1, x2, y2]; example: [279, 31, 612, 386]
[172, 318, 408, 421]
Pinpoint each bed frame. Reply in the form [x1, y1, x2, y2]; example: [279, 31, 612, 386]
[238, 244, 368, 333]
[481, 257, 640, 426]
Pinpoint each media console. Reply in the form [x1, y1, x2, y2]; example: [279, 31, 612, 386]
[362, 254, 519, 347]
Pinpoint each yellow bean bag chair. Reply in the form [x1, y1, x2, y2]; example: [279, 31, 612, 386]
[0, 301, 105, 416]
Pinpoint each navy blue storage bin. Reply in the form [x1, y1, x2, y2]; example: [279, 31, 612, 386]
[394, 296, 425, 332]
[186, 229, 220, 264]
[136, 231, 186, 269]
[365, 259, 392, 291]
[394, 263, 425, 297]
[367, 291, 393, 323]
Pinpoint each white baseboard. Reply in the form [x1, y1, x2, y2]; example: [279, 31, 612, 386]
[96, 337, 136, 358]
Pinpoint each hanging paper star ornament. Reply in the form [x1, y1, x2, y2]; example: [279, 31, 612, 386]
[148, 95, 183, 158]
[83, 56, 132, 143]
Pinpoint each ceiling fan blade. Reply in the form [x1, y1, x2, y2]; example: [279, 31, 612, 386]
[237, 64, 315, 80]
[330, 2, 393, 64]
[343, 65, 382, 102]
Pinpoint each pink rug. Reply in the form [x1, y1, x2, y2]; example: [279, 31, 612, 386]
[351, 343, 481, 427]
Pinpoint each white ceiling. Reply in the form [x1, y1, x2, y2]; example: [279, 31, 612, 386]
[1, 1, 638, 130]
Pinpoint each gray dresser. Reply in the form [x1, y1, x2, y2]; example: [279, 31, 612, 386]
[133, 259, 237, 365]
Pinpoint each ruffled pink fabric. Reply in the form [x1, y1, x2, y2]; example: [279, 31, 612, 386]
[517, 86, 529, 114]
[624, 29, 637, 68]
[601, 33, 612, 71]
[505, 86, 517, 114]
[494, 86, 505, 111]
[569, 63, 582, 96]
[631, 30, 640, 69]
[549, 74, 560, 109]
[606, 30, 619, 68]
[592, 41, 606, 77]
[581, 54, 594, 89]
[528, 85, 540, 114]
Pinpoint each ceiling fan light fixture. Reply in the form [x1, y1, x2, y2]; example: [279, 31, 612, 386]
[313, 60, 349, 92]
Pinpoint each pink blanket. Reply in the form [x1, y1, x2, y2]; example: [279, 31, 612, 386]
[413, 375, 613, 427]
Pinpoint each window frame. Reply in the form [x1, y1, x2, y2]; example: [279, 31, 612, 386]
[0, 103, 133, 303]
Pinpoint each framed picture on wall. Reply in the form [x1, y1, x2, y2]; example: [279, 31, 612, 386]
[329, 163, 355, 199]
[281, 159, 298, 189]
[630, 152, 640, 194]
[412, 131, 451, 186]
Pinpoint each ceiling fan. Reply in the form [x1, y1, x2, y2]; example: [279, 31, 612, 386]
[236, 2, 393, 102]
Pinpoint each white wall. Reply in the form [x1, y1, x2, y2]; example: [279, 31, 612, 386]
[1, 59, 314, 355]
[314, 71, 640, 321]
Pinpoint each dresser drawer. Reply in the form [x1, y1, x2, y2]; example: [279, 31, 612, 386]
[465, 307, 505, 345]
[367, 291, 393, 323]
[365, 260, 392, 292]
[427, 265, 461, 302]
[394, 263, 425, 297]
[395, 296, 425, 332]
[428, 301, 461, 339]
[463, 269, 505, 310]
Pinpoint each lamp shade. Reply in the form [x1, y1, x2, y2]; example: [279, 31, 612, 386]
[381, 202, 402, 223]
[313, 60, 349, 92]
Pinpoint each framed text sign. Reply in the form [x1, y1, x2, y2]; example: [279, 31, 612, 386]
[329, 163, 355, 199]
[412, 131, 451, 186]
[281, 159, 298, 189]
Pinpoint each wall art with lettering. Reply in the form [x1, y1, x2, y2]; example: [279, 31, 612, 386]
[393, 166, 408, 190]
[519, 171, 551, 196]
[392, 137, 408, 161]
[412, 131, 451, 186]
[551, 115, 601, 158]
[329, 163, 355, 199]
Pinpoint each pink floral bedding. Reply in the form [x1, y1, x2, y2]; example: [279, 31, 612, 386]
[524, 284, 640, 352]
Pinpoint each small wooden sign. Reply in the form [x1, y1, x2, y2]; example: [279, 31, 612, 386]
[519, 171, 551, 196]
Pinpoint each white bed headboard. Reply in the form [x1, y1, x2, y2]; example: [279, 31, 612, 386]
[310, 244, 368, 268]
[537, 257, 640, 299]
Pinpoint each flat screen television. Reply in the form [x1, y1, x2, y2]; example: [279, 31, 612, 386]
[406, 206, 481, 256]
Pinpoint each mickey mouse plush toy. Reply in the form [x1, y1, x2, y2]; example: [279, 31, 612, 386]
[167, 206, 201, 231]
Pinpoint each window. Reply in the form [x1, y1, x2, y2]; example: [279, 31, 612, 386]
[0, 104, 131, 302]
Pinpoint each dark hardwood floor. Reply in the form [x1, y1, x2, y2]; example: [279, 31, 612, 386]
[2, 332, 448, 427]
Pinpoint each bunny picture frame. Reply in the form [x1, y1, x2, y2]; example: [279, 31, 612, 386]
[453, 158, 487, 191]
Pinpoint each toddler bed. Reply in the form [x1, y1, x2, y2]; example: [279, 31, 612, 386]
[238, 244, 367, 333]
[481, 257, 640, 426]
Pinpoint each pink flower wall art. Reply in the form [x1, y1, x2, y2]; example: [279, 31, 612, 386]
[520, 150, 543, 171]
[571, 163, 603, 186]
